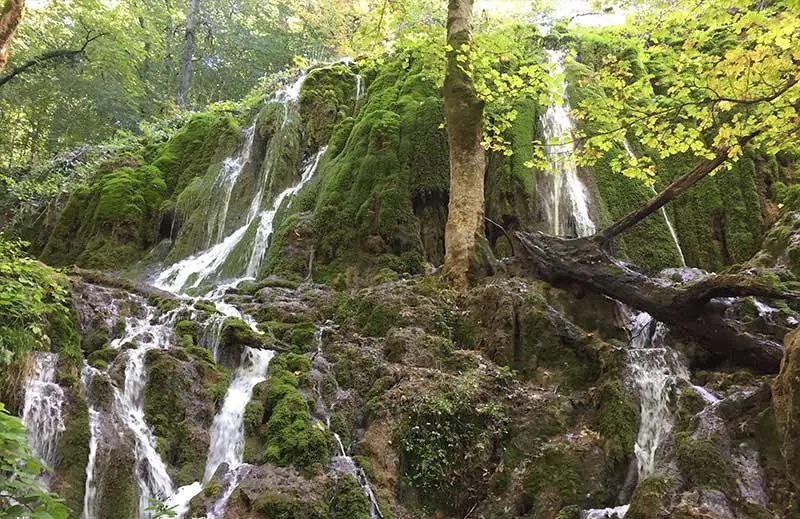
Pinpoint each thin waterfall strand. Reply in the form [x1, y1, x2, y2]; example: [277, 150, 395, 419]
[22, 352, 66, 486]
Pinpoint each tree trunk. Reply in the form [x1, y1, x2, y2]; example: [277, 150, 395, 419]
[177, 0, 200, 108]
[596, 132, 758, 245]
[515, 232, 793, 373]
[443, 0, 485, 288]
[0, 0, 25, 72]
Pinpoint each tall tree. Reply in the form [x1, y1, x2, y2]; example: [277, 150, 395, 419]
[442, 0, 485, 288]
[177, 0, 200, 108]
[0, 0, 25, 71]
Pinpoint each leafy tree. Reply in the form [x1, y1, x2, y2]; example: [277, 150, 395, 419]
[0, 402, 68, 519]
[562, 0, 800, 243]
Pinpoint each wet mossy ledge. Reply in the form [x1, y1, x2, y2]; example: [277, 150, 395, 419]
[39, 112, 239, 271]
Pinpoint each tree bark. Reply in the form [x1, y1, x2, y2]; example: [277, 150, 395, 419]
[0, 0, 25, 72]
[443, 0, 485, 288]
[515, 232, 792, 373]
[177, 0, 200, 108]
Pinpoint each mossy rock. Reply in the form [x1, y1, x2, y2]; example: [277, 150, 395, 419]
[675, 433, 736, 493]
[626, 476, 671, 519]
[331, 475, 371, 519]
[52, 390, 90, 518]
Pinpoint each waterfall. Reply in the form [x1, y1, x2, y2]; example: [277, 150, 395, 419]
[204, 348, 275, 482]
[80, 298, 181, 519]
[621, 139, 686, 266]
[622, 310, 688, 480]
[154, 74, 310, 293]
[538, 50, 596, 238]
[81, 364, 101, 519]
[22, 352, 66, 487]
[246, 146, 327, 277]
[330, 433, 383, 519]
[207, 125, 257, 246]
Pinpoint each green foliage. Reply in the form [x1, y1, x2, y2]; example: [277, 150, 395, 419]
[331, 475, 370, 519]
[0, 403, 68, 519]
[397, 379, 508, 514]
[0, 238, 80, 406]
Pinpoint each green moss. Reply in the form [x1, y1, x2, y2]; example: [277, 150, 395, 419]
[522, 444, 582, 518]
[143, 349, 224, 485]
[95, 445, 137, 519]
[331, 475, 370, 519]
[87, 348, 120, 369]
[246, 353, 329, 471]
[52, 391, 90, 518]
[290, 322, 317, 353]
[252, 490, 329, 519]
[152, 112, 240, 198]
[42, 165, 167, 270]
[675, 433, 736, 493]
[626, 476, 671, 519]
[597, 377, 638, 463]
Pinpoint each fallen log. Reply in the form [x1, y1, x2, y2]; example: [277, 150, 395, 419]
[515, 231, 791, 373]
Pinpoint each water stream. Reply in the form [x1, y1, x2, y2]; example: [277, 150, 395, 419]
[621, 139, 686, 266]
[80, 297, 181, 519]
[538, 50, 596, 238]
[22, 352, 66, 488]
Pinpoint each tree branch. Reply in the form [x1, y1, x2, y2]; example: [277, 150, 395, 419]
[0, 29, 106, 87]
[595, 131, 759, 244]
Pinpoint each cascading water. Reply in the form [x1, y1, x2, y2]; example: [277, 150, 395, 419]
[622, 310, 688, 480]
[22, 352, 66, 487]
[199, 347, 274, 519]
[621, 139, 686, 266]
[154, 74, 310, 293]
[207, 125, 257, 246]
[81, 296, 181, 519]
[330, 433, 383, 519]
[310, 325, 383, 519]
[538, 50, 596, 238]
[246, 146, 327, 277]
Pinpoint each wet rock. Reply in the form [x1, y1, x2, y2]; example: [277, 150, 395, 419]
[773, 329, 800, 492]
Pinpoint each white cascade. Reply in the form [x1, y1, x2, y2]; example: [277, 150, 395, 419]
[81, 298, 181, 519]
[581, 505, 630, 519]
[330, 433, 383, 519]
[204, 348, 274, 482]
[198, 348, 274, 519]
[246, 146, 327, 277]
[22, 352, 66, 487]
[621, 139, 686, 266]
[623, 310, 689, 480]
[154, 75, 308, 293]
[207, 125, 257, 246]
[538, 50, 596, 238]
[81, 365, 102, 519]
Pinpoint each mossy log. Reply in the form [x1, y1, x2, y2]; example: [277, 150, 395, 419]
[515, 232, 794, 373]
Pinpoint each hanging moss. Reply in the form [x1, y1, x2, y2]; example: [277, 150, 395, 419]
[244, 353, 329, 471]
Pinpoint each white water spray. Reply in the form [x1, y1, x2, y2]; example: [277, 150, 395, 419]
[22, 352, 66, 487]
[538, 50, 596, 238]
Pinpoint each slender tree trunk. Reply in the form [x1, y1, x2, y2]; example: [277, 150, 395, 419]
[0, 0, 25, 72]
[177, 0, 200, 108]
[595, 132, 758, 244]
[443, 0, 485, 288]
